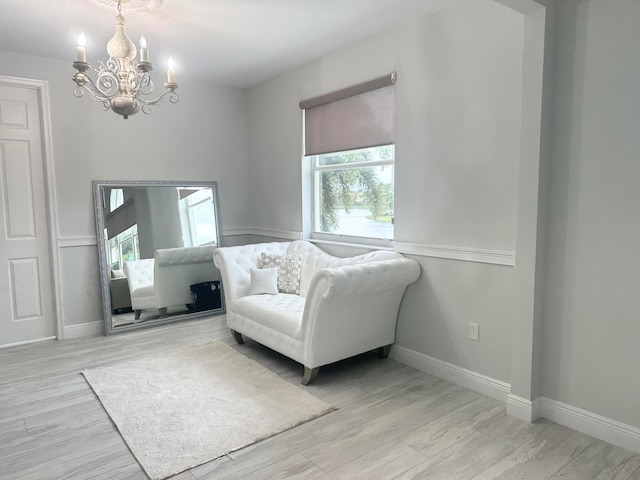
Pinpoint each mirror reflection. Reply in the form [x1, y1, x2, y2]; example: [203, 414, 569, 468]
[94, 180, 224, 335]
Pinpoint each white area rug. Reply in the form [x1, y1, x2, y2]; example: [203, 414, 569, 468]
[82, 342, 335, 480]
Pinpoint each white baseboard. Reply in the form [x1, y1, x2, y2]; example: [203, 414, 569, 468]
[540, 397, 640, 454]
[390, 345, 640, 454]
[506, 394, 541, 422]
[63, 321, 104, 339]
[389, 345, 510, 402]
[0, 336, 56, 349]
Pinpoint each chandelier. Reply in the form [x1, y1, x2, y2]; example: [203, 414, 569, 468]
[72, 0, 179, 119]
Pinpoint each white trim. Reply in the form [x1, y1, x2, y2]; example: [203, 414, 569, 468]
[506, 393, 541, 422]
[59, 236, 98, 248]
[221, 227, 254, 237]
[0, 336, 56, 349]
[63, 321, 104, 339]
[393, 242, 516, 266]
[311, 231, 393, 250]
[540, 397, 640, 455]
[390, 345, 510, 402]
[223, 227, 303, 240]
[0, 75, 64, 341]
[390, 344, 640, 454]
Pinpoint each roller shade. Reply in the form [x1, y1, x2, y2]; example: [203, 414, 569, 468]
[105, 197, 136, 239]
[300, 72, 396, 156]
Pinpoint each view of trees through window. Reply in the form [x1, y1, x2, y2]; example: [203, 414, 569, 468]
[107, 224, 139, 270]
[313, 145, 394, 240]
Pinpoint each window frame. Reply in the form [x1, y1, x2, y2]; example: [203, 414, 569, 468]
[307, 145, 395, 249]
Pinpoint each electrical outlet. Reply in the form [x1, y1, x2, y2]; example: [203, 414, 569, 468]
[468, 322, 479, 341]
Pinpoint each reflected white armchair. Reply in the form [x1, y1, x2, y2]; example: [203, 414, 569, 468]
[124, 245, 217, 319]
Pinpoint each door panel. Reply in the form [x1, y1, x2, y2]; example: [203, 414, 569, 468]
[0, 83, 55, 346]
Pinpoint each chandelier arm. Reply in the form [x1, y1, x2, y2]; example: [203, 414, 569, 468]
[73, 73, 113, 111]
[93, 59, 125, 98]
[139, 90, 180, 114]
[137, 73, 154, 96]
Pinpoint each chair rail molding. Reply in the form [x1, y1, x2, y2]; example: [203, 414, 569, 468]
[58, 235, 99, 248]
[222, 227, 303, 241]
[393, 241, 516, 266]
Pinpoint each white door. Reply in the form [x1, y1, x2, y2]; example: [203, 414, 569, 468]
[0, 81, 56, 346]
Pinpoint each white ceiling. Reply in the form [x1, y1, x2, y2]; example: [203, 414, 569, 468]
[0, 0, 459, 88]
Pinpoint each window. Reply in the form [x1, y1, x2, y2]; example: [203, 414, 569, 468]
[300, 73, 396, 246]
[311, 145, 394, 242]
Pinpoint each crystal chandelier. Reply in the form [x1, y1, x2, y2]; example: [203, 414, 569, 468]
[72, 0, 179, 119]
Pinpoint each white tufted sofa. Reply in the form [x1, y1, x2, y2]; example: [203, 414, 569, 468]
[124, 245, 219, 319]
[213, 240, 420, 384]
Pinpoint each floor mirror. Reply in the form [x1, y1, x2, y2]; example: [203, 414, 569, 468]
[93, 180, 225, 335]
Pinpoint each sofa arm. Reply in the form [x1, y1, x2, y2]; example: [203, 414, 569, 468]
[310, 258, 420, 298]
[301, 258, 420, 368]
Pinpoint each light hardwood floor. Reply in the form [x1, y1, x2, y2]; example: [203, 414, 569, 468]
[1, 315, 639, 480]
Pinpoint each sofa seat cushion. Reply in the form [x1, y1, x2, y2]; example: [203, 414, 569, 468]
[233, 293, 305, 340]
[132, 284, 154, 297]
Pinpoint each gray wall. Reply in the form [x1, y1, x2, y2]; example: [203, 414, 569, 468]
[0, 48, 252, 327]
[2, 0, 638, 436]
[540, 0, 640, 428]
[244, 0, 640, 433]
[246, 0, 530, 386]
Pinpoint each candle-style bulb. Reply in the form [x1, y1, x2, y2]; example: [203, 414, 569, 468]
[139, 34, 149, 62]
[166, 57, 176, 83]
[76, 31, 87, 62]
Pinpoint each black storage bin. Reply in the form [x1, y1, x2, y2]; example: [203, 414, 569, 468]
[190, 281, 222, 311]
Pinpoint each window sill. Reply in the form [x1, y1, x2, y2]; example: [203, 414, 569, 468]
[305, 235, 393, 252]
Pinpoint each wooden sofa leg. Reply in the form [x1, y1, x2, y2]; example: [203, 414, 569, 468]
[231, 329, 244, 344]
[377, 344, 392, 358]
[302, 366, 320, 386]
[159, 307, 168, 318]
[134, 310, 141, 320]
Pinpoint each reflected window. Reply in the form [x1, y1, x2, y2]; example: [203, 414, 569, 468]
[106, 224, 139, 270]
[179, 189, 217, 246]
[110, 189, 124, 212]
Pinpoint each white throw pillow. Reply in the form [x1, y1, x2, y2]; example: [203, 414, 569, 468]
[248, 267, 278, 295]
[260, 253, 302, 295]
[111, 269, 126, 279]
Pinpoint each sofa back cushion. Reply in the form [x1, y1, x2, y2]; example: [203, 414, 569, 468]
[260, 253, 302, 295]
[123, 258, 155, 293]
[287, 240, 404, 297]
[213, 242, 290, 304]
[155, 245, 214, 266]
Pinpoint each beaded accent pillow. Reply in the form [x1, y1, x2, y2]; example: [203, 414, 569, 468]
[260, 253, 302, 295]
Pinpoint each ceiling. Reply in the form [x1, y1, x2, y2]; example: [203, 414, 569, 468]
[0, 0, 459, 88]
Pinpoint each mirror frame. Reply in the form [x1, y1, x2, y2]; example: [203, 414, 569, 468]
[93, 180, 225, 335]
